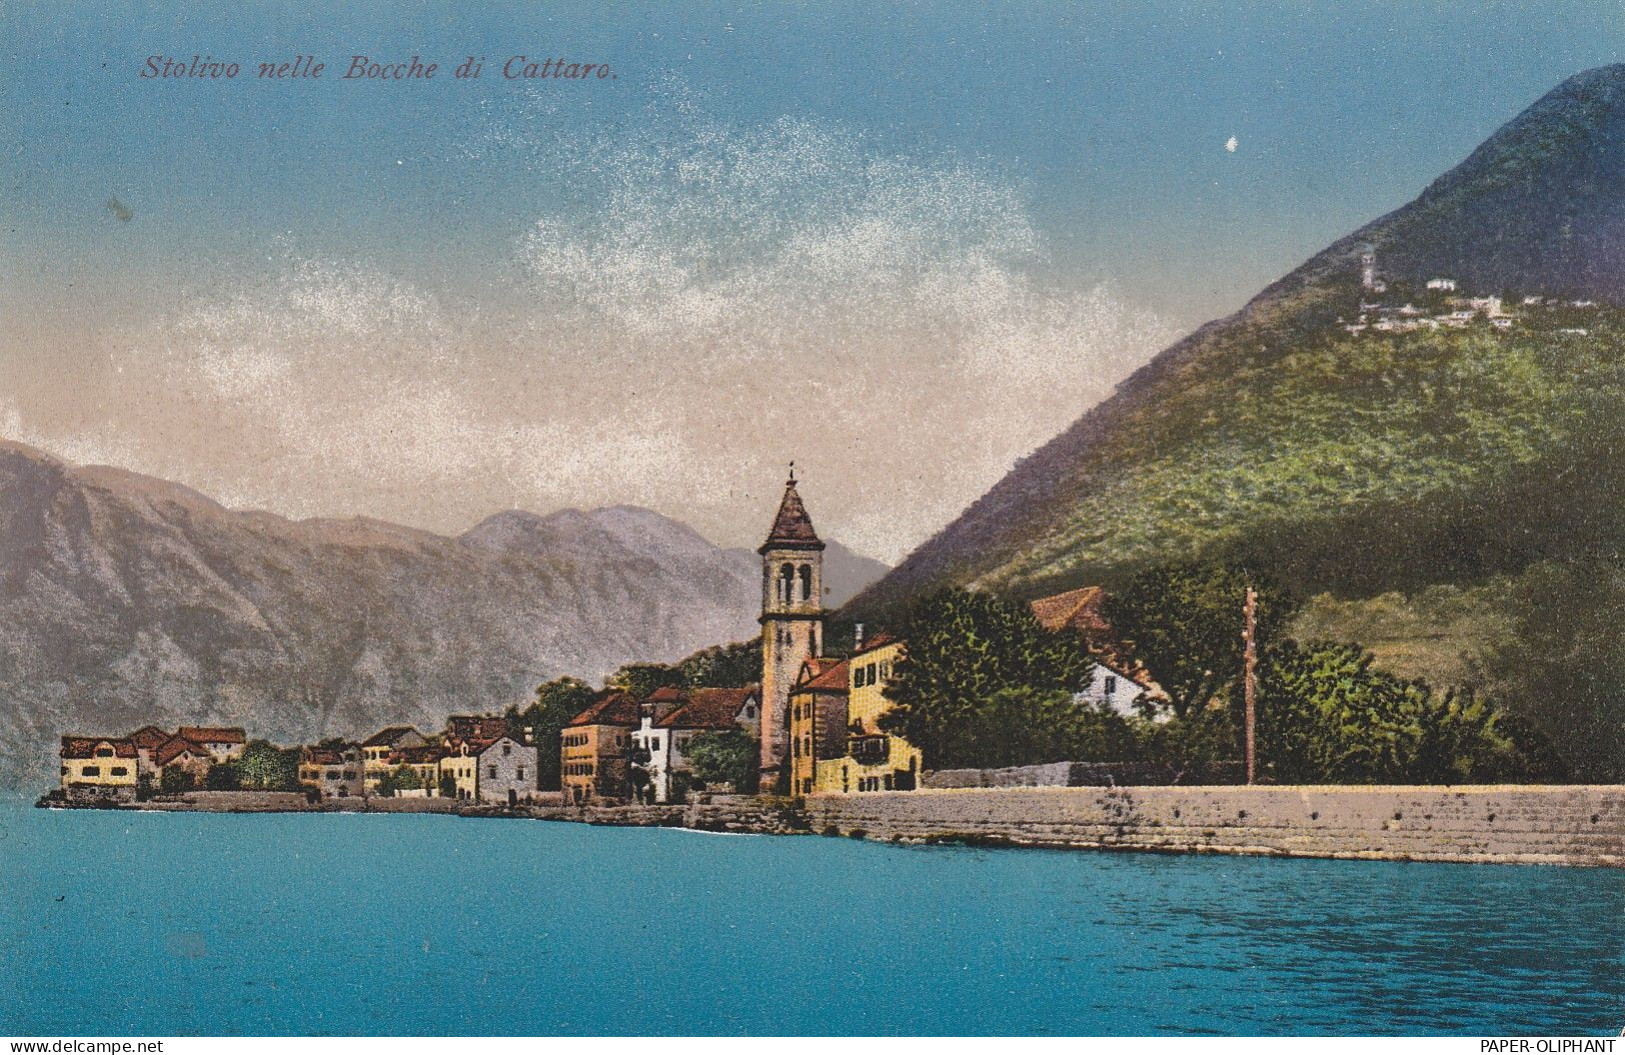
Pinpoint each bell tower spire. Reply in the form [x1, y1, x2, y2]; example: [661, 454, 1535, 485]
[758, 467, 825, 788]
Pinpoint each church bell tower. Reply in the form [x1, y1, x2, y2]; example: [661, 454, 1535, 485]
[758, 467, 824, 787]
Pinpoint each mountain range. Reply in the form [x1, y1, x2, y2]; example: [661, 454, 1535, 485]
[854, 64, 1625, 615]
[0, 440, 887, 788]
[847, 66, 1625, 774]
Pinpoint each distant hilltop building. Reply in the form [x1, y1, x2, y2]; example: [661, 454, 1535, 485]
[1359, 247, 1386, 293]
[1426, 277, 1458, 291]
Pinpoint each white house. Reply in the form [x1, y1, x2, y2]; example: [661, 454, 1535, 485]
[176, 726, 246, 763]
[1072, 662, 1164, 721]
[631, 686, 761, 803]
[1426, 278, 1457, 291]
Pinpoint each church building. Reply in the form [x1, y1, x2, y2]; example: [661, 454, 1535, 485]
[757, 469, 825, 788]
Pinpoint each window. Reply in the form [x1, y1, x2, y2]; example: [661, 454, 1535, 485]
[110, 767, 128, 777]
[842, 765, 849, 793]
[651, 738, 661, 751]
[502, 744, 512, 757]
[883, 774, 893, 790]
[95, 747, 114, 758]
[1104, 675, 1117, 695]
[866, 663, 877, 685]
[488, 765, 497, 779]
[83, 766, 100, 777]
[517, 767, 525, 780]
[798, 564, 813, 601]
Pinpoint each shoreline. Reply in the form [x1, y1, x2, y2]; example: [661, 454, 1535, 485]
[36, 783, 1625, 868]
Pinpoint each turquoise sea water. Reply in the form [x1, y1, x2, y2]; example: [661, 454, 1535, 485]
[0, 802, 1620, 1036]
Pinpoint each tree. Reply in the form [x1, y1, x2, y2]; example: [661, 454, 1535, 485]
[677, 639, 763, 689]
[1258, 640, 1517, 783]
[607, 663, 688, 700]
[1105, 562, 1297, 719]
[237, 739, 301, 791]
[1474, 560, 1625, 783]
[513, 676, 598, 790]
[685, 731, 760, 793]
[953, 687, 1139, 769]
[376, 764, 420, 797]
[877, 589, 1097, 769]
[204, 761, 242, 791]
[438, 773, 458, 799]
[160, 765, 194, 794]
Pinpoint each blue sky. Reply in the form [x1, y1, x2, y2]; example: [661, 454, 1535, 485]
[1, 2, 1619, 559]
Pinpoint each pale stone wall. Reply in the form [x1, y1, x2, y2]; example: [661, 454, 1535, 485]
[802, 785, 1625, 867]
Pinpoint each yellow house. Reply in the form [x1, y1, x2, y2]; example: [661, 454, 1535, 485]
[788, 658, 849, 797]
[60, 736, 139, 801]
[561, 692, 640, 804]
[438, 743, 479, 800]
[814, 632, 923, 793]
[360, 726, 431, 792]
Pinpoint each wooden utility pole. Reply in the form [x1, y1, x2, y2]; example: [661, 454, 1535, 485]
[1243, 585, 1258, 785]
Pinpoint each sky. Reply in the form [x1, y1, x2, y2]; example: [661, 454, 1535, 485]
[1, 1, 1619, 563]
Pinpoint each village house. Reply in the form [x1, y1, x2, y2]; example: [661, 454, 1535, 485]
[299, 744, 365, 800]
[789, 657, 850, 796]
[633, 685, 762, 803]
[561, 691, 640, 804]
[176, 726, 246, 763]
[815, 632, 923, 794]
[156, 735, 214, 787]
[443, 734, 538, 805]
[384, 743, 447, 796]
[126, 725, 171, 788]
[59, 736, 138, 801]
[444, 715, 514, 742]
[361, 726, 432, 792]
[1072, 661, 1162, 720]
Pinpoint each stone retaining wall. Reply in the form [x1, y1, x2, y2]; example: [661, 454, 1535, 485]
[801, 784, 1625, 867]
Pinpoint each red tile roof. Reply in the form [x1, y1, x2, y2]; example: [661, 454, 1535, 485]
[1030, 586, 1113, 636]
[362, 726, 424, 748]
[796, 658, 850, 694]
[177, 726, 245, 745]
[446, 715, 514, 741]
[852, 630, 901, 658]
[656, 686, 760, 731]
[126, 726, 171, 750]
[302, 747, 348, 766]
[389, 744, 448, 765]
[759, 476, 824, 552]
[156, 736, 208, 767]
[60, 736, 137, 760]
[566, 691, 642, 728]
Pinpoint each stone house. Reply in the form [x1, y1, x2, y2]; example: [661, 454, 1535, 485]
[458, 734, 538, 805]
[156, 735, 212, 787]
[126, 725, 171, 788]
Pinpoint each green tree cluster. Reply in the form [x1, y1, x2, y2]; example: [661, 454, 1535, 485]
[237, 739, 302, 791]
[1259, 640, 1517, 783]
[876, 589, 1098, 769]
[684, 730, 760, 793]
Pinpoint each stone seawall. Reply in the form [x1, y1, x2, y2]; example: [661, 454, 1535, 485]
[801, 785, 1625, 867]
